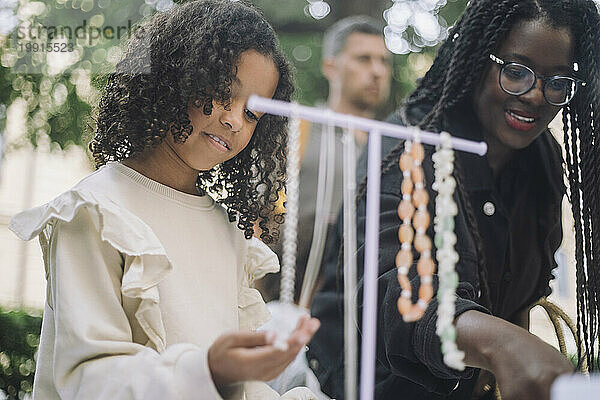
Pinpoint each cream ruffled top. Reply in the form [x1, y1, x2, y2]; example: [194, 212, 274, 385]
[9, 162, 316, 400]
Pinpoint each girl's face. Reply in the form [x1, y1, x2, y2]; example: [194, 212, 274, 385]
[472, 19, 574, 151]
[167, 50, 279, 171]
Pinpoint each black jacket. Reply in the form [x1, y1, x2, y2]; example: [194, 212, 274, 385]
[307, 103, 565, 399]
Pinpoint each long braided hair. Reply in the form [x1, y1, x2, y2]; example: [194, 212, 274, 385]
[355, 0, 600, 370]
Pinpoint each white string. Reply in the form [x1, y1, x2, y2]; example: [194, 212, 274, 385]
[299, 110, 336, 309]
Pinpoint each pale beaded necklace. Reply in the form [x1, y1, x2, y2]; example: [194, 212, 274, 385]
[432, 131, 465, 370]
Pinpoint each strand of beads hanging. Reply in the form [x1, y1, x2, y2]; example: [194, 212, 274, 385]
[273, 110, 302, 352]
[432, 131, 465, 371]
[396, 131, 435, 323]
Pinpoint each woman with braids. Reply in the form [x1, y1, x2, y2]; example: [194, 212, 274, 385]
[308, 0, 600, 399]
[9, 1, 321, 399]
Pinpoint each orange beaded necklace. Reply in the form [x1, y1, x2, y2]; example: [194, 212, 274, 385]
[396, 139, 435, 322]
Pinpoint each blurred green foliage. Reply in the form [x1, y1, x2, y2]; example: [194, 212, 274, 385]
[0, 0, 470, 152]
[279, 32, 327, 105]
[0, 308, 42, 400]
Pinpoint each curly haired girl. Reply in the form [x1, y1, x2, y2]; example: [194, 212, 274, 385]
[9, 1, 320, 399]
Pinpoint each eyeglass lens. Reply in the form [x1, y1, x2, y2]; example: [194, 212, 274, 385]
[500, 63, 577, 105]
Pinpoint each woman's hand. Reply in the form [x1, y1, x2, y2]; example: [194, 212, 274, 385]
[456, 310, 573, 400]
[208, 315, 320, 387]
[490, 331, 573, 400]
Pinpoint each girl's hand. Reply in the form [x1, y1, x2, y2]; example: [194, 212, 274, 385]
[208, 315, 320, 387]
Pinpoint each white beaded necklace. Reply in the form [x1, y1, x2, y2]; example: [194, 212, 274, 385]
[274, 107, 302, 350]
[432, 131, 465, 370]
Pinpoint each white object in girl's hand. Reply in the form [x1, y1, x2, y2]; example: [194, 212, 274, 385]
[263, 301, 308, 351]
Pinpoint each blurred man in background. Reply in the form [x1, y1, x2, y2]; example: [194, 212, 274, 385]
[258, 14, 393, 305]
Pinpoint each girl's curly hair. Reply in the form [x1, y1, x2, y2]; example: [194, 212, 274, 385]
[90, 0, 294, 244]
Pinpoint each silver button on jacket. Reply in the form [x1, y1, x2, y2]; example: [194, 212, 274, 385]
[483, 201, 496, 216]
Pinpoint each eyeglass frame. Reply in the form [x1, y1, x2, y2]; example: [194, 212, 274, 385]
[489, 54, 586, 106]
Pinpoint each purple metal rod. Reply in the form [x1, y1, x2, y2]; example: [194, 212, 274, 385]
[360, 130, 382, 400]
[248, 95, 487, 155]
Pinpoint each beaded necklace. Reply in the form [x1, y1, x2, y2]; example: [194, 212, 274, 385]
[395, 130, 464, 370]
[432, 132, 465, 370]
[396, 132, 434, 322]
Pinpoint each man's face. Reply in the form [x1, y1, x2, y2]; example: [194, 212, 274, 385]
[325, 32, 392, 111]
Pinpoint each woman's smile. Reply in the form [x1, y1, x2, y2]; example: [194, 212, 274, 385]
[504, 108, 538, 132]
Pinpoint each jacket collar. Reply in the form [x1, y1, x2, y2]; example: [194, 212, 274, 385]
[406, 102, 565, 201]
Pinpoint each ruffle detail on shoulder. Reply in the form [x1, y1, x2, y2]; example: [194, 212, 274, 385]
[9, 189, 173, 353]
[244, 382, 319, 400]
[238, 237, 280, 331]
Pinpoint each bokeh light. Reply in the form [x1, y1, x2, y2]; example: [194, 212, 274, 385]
[304, 0, 330, 20]
[384, 0, 449, 54]
[0, 0, 19, 35]
[292, 45, 312, 62]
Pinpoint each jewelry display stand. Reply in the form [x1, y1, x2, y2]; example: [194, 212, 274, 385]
[248, 95, 487, 400]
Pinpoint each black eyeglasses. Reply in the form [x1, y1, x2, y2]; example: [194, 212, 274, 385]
[489, 54, 586, 106]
